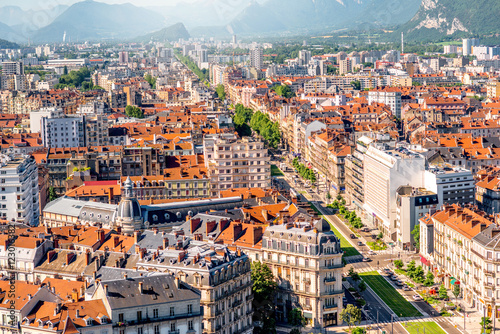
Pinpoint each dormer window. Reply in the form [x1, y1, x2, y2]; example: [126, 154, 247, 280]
[176, 212, 182, 218]
[153, 215, 158, 221]
[164, 213, 170, 219]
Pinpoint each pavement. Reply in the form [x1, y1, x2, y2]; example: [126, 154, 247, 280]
[273, 160, 489, 334]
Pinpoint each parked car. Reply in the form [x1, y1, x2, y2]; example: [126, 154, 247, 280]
[357, 241, 363, 246]
[402, 285, 411, 291]
[362, 257, 371, 262]
[413, 294, 422, 301]
[362, 227, 370, 232]
[350, 234, 356, 239]
[396, 280, 404, 286]
[383, 268, 393, 275]
[390, 275, 398, 281]
[368, 251, 376, 255]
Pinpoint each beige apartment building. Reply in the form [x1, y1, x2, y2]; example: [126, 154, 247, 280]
[262, 218, 343, 329]
[203, 134, 270, 197]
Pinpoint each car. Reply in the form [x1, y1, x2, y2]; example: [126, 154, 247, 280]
[390, 275, 398, 281]
[413, 294, 422, 301]
[396, 280, 404, 286]
[350, 234, 356, 239]
[402, 285, 411, 291]
[368, 251, 376, 255]
[382, 269, 393, 275]
[357, 241, 363, 246]
[371, 235, 377, 240]
[362, 227, 370, 232]
[362, 257, 371, 262]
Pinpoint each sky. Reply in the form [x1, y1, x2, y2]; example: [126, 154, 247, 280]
[0, 0, 255, 10]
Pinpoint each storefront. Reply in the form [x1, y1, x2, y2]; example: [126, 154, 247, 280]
[323, 312, 337, 327]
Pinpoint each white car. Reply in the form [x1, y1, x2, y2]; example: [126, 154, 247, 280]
[412, 294, 422, 301]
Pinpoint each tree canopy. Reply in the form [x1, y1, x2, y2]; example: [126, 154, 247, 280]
[125, 105, 144, 119]
[144, 73, 157, 89]
[272, 84, 295, 98]
[216, 84, 226, 100]
[340, 304, 362, 330]
[55, 67, 91, 89]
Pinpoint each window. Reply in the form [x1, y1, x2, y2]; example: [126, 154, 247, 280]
[154, 325, 159, 334]
[137, 311, 142, 321]
[188, 320, 194, 331]
[137, 328, 143, 334]
[153, 309, 158, 318]
[170, 323, 176, 332]
[188, 304, 193, 314]
[170, 307, 175, 317]
[119, 313, 124, 323]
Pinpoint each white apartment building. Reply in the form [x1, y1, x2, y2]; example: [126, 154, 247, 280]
[0, 155, 39, 225]
[262, 219, 343, 329]
[40, 115, 85, 148]
[363, 145, 426, 240]
[204, 134, 271, 196]
[424, 165, 475, 208]
[421, 204, 500, 318]
[30, 107, 64, 133]
[368, 88, 402, 118]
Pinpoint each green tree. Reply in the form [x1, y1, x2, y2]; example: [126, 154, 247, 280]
[352, 328, 366, 334]
[452, 284, 461, 303]
[480, 317, 492, 333]
[340, 304, 362, 330]
[272, 84, 295, 98]
[412, 266, 425, 283]
[63, 65, 68, 75]
[348, 267, 361, 287]
[288, 308, 306, 328]
[144, 73, 157, 89]
[251, 261, 277, 302]
[358, 280, 367, 293]
[48, 187, 57, 202]
[351, 80, 361, 90]
[406, 260, 416, 275]
[424, 272, 435, 287]
[125, 105, 144, 119]
[394, 259, 404, 269]
[438, 284, 448, 300]
[411, 223, 420, 248]
[216, 84, 226, 100]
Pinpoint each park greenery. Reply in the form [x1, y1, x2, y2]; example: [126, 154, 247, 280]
[175, 51, 209, 82]
[292, 158, 317, 183]
[271, 84, 295, 98]
[251, 261, 277, 334]
[55, 67, 92, 89]
[125, 105, 144, 119]
[232, 104, 281, 148]
[328, 196, 364, 230]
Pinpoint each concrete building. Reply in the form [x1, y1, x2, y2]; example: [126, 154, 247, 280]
[91, 275, 203, 334]
[424, 165, 475, 209]
[462, 38, 480, 56]
[339, 58, 352, 75]
[30, 107, 64, 133]
[2, 61, 24, 75]
[368, 88, 402, 118]
[0, 155, 39, 225]
[262, 218, 343, 328]
[40, 115, 85, 148]
[250, 46, 263, 70]
[363, 144, 426, 240]
[395, 186, 438, 250]
[344, 136, 373, 212]
[203, 134, 270, 197]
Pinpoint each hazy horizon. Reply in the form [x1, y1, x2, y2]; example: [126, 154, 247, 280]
[0, 0, 262, 10]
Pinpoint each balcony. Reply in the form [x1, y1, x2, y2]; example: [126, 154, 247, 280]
[323, 304, 338, 311]
[323, 290, 343, 297]
[484, 269, 495, 277]
[233, 299, 243, 308]
[324, 277, 336, 283]
[169, 331, 180, 334]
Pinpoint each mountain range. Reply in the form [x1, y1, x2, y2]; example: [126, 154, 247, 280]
[396, 0, 500, 42]
[0, 0, 495, 45]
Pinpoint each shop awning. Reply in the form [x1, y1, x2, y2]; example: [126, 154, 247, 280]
[303, 311, 313, 319]
[420, 255, 430, 266]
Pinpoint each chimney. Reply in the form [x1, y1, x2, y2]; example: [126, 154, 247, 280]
[85, 250, 91, 266]
[232, 223, 243, 242]
[97, 229, 105, 243]
[178, 251, 186, 263]
[206, 220, 216, 233]
[134, 231, 141, 244]
[251, 226, 263, 245]
[190, 218, 201, 233]
[124, 273, 128, 280]
[104, 284, 108, 296]
[108, 186, 114, 204]
[153, 228, 158, 235]
[47, 250, 56, 263]
[54, 239, 59, 249]
[113, 236, 120, 248]
[262, 209, 269, 222]
[135, 245, 141, 254]
[138, 282, 144, 294]
[66, 253, 74, 265]
[163, 238, 169, 249]
[174, 277, 180, 289]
